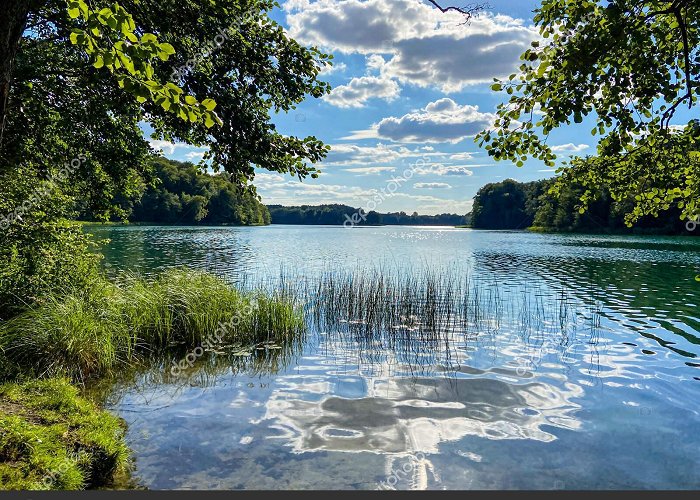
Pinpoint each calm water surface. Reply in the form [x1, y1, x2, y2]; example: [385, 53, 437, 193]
[88, 225, 700, 489]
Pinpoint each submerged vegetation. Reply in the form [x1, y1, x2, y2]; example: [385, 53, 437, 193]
[0, 378, 130, 490]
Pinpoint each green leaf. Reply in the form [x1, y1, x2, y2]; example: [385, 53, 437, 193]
[201, 98, 217, 111]
[159, 43, 176, 55]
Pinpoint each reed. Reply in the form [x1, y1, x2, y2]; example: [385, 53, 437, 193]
[0, 269, 305, 381]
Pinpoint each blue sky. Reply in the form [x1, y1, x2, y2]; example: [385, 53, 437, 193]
[151, 0, 694, 215]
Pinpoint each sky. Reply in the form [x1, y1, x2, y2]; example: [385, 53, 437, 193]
[149, 0, 694, 216]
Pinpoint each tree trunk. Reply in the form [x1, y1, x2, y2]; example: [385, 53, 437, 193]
[0, 0, 34, 145]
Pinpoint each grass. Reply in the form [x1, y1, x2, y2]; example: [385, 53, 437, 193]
[306, 267, 591, 342]
[0, 378, 130, 490]
[0, 268, 304, 381]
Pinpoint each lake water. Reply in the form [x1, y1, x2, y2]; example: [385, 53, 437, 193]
[87, 225, 700, 490]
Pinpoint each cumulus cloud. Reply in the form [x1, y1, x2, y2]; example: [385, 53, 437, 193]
[345, 166, 396, 175]
[414, 182, 452, 189]
[149, 139, 185, 154]
[551, 143, 589, 153]
[355, 98, 494, 143]
[285, 0, 537, 92]
[323, 75, 400, 108]
[415, 164, 474, 176]
[185, 151, 206, 161]
[318, 61, 347, 75]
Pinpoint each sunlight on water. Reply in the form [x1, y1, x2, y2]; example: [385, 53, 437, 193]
[88, 225, 700, 489]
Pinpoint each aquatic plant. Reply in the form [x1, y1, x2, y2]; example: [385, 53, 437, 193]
[0, 269, 305, 381]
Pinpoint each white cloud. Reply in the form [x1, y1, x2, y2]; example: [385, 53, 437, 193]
[285, 0, 537, 92]
[149, 139, 184, 155]
[318, 61, 347, 75]
[551, 143, 589, 153]
[345, 166, 397, 175]
[448, 152, 476, 161]
[254, 172, 287, 188]
[324, 143, 431, 166]
[414, 182, 452, 189]
[415, 164, 474, 176]
[323, 75, 400, 108]
[185, 151, 206, 161]
[366, 54, 386, 72]
[148, 139, 208, 160]
[354, 98, 494, 143]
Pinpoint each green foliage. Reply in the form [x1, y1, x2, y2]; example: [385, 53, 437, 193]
[0, 378, 129, 490]
[0, 167, 102, 318]
[477, 0, 700, 224]
[470, 178, 691, 234]
[134, 0, 332, 185]
[66, 0, 222, 128]
[3, 0, 331, 225]
[0, 269, 304, 381]
[267, 204, 468, 226]
[122, 157, 271, 225]
[471, 179, 548, 230]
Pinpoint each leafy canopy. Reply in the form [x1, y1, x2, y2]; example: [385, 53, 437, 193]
[477, 0, 700, 225]
[66, 0, 222, 128]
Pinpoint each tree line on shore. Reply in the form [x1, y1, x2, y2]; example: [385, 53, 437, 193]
[87, 157, 272, 226]
[92, 158, 694, 235]
[471, 179, 693, 235]
[267, 204, 469, 226]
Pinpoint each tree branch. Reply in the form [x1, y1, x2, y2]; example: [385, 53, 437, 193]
[424, 1, 487, 22]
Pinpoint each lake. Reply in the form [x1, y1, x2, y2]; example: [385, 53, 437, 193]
[87, 224, 700, 489]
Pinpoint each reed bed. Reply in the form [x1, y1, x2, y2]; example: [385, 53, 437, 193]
[0, 269, 305, 381]
[0, 265, 599, 383]
[305, 268, 581, 338]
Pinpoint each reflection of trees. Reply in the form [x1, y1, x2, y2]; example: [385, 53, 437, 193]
[86, 225, 255, 280]
[471, 242, 700, 359]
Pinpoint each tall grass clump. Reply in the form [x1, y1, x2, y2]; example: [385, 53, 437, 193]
[0, 269, 305, 381]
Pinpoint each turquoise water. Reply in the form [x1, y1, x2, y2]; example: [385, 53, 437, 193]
[89, 225, 700, 489]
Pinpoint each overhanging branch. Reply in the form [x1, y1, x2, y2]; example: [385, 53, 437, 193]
[424, 1, 487, 21]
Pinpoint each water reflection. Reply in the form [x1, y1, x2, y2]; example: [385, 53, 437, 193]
[89, 226, 700, 489]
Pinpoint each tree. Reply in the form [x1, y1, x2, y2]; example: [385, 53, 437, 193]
[1, 0, 331, 206]
[477, 0, 700, 225]
[471, 179, 533, 229]
[0, 0, 220, 144]
[0, 0, 330, 312]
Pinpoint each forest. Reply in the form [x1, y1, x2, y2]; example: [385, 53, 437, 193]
[100, 157, 271, 225]
[267, 204, 469, 226]
[471, 179, 692, 234]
